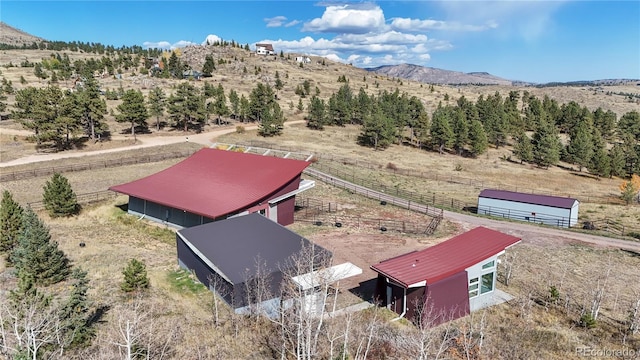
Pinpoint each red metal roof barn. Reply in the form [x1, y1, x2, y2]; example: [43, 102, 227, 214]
[109, 148, 313, 228]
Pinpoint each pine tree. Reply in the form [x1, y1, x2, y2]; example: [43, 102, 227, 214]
[59, 268, 95, 347]
[532, 116, 561, 168]
[566, 119, 594, 171]
[121, 258, 150, 293]
[116, 89, 149, 143]
[452, 108, 469, 155]
[306, 96, 326, 130]
[358, 105, 395, 150]
[13, 208, 71, 286]
[609, 144, 627, 178]
[0, 190, 24, 258]
[513, 131, 534, 164]
[588, 129, 610, 177]
[468, 119, 488, 157]
[430, 103, 454, 154]
[147, 86, 166, 131]
[43, 173, 79, 217]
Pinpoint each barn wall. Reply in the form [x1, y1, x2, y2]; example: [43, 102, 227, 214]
[477, 197, 573, 228]
[176, 235, 234, 305]
[422, 271, 470, 326]
[128, 197, 214, 228]
[405, 286, 426, 322]
[268, 174, 303, 226]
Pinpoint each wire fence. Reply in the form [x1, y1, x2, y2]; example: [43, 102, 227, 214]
[0, 150, 197, 182]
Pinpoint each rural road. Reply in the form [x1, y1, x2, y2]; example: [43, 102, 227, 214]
[2, 120, 639, 253]
[0, 120, 304, 167]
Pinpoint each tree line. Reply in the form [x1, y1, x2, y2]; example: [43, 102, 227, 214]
[305, 83, 640, 177]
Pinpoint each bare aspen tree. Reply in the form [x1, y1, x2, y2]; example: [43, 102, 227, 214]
[628, 294, 640, 335]
[268, 242, 333, 360]
[499, 250, 517, 286]
[0, 289, 61, 360]
[589, 266, 611, 321]
[208, 271, 232, 327]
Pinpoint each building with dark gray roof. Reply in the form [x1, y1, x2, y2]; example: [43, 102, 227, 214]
[176, 213, 331, 313]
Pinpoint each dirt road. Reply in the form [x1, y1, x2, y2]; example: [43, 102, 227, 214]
[0, 121, 303, 167]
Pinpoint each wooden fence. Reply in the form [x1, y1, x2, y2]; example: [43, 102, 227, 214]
[0, 150, 196, 182]
[294, 197, 436, 234]
[27, 190, 119, 211]
[237, 140, 616, 205]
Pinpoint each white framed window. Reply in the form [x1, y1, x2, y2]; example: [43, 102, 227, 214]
[482, 260, 495, 269]
[481, 272, 494, 294]
[468, 277, 479, 298]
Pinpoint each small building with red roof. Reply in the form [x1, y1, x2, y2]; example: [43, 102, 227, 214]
[478, 189, 579, 228]
[109, 148, 314, 228]
[370, 226, 521, 326]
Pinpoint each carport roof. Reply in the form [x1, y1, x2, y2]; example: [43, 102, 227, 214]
[371, 227, 521, 288]
[109, 148, 310, 219]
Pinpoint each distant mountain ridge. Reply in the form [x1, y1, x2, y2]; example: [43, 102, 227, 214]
[366, 63, 515, 86]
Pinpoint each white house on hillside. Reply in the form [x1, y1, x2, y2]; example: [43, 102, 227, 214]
[256, 43, 275, 55]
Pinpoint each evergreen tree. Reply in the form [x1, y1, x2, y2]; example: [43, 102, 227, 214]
[306, 96, 327, 130]
[468, 119, 488, 157]
[147, 86, 166, 131]
[116, 89, 149, 142]
[43, 173, 79, 217]
[618, 110, 640, 142]
[167, 82, 206, 132]
[430, 103, 454, 154]
[211, 84, 229, 125]
[609, 144, 627, 178]
[228, 89, 240, 119]
[452, 108, 469, 155]
[513, 130, 534, 164]
[531, 116, 562, 168]
[258, 101, 285, 137]
[202, 55, 216, 76]
[121, 258, 150, 293]
[77, 75, 108, 140]
[588, 129, 611, 177]
[0, 190, 24, 258]
[13, 208, 71, 286]
[358, 105, 395, 150]
[59, 268, 95, 347]
[592, 107, 617, 140]
[566, 119, 593, 171]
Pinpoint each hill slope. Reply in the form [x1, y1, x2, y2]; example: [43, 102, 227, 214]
[366, 63, 514, 86]
[0, 22, 44, 47]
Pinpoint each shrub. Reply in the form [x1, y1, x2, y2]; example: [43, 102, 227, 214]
[386, 162, 398, 171]
[236, 125, 246, 134]
[579, 313, 597, 328]
[121, 258, 150, 293]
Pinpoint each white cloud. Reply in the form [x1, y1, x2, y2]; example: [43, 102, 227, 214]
[202, 34, 222, 46]
[390, 18, 498, 32]
[143, 39, 198, 50]
[285, 20, 300, 28]
[265, 16, 287, 28]
[302, 4, 386, 34]
[433, 1, 565, 41]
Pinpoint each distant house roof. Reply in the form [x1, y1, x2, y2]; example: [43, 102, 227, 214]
[177, 213, 331, 285]
[256, 43, 274, 52]
[109, 148, 310, 219]
[479, 189, 578, 209]
[371, 227, 521, 288]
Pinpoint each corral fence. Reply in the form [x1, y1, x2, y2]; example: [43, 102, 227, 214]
[582, 219, 640, 239]
[294, 197, 437, 235]
[26, 190, 119, 211]
[0, 150, 197, 182]
[236, 140, 616, 205]
[477, 205, 573, 228]
[307, 163, 467, 214]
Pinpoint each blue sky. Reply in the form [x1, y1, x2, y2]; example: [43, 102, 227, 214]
[2, 1, 639, 83]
